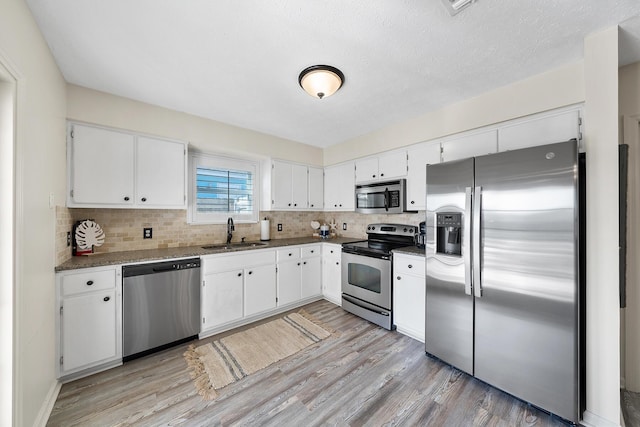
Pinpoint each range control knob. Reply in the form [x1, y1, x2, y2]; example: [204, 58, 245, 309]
[403, 228, 407, 232]
[371, 226, 375, 231]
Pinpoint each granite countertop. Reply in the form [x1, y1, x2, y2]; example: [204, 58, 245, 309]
[392, 246, 426, 257]
[55, 236, 361, 272]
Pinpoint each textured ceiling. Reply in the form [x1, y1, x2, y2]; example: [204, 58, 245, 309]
[25, 0, 640, 148]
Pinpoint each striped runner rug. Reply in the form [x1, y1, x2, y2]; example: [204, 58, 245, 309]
[184, 310, 333, 400]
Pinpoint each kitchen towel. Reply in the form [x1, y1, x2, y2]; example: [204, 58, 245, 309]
[260, 219, 270, 241]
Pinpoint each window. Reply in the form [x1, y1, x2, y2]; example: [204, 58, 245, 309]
[189, 153, 259, 224]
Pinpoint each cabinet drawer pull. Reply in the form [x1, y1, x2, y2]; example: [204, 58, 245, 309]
[124, 196, 130, 201]
[397, 276, 401, 280]
[411, 200, 415, 204]
[288, 203, 291, 206]
[336, 262, 339, 265]
[103, 296, 110, 302]
[141, 197, 147, 202]
[86, 280, 94, 286]
[288, 253, 292, 256]
[330, 250, 334, 253]
[311, 204, 314, 207]
[248, 271, 253, 275]
[237, 272, 242, 277]
[408, 264, 413, 269]
[294, 203, 297, 206]
[380, 173, 384, 177]
[297, 262, 301, 266]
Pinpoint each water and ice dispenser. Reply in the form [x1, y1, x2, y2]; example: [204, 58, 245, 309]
[436, 213, 462, 256]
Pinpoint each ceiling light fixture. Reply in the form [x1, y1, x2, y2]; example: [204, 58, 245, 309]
[441, 0, 476, 15]
[298, 65, 344, 99]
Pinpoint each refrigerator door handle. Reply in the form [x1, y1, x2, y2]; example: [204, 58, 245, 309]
[464, 187, 473, 296]
[473, 186, 482, 298]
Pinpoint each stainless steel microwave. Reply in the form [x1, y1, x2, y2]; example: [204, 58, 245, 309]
[355, 179, 409, 214]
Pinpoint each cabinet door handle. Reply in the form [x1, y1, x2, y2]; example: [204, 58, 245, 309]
[294, 203, 297, 206]
[372, 174, 376, 178]
[408, 264, 413, 269]
[288, 203, 291, 206]
[288, 253, 292, 256]
[411, 200, 415, 204]
[381, 173, 384, 177]
[248, 271, 253, 275]
[237, 272, 242, 277]
[311, 204, 314, 207]
[336, 262, 339, 265]
[141, 197, 147, 202]
[103, 296, 110, 302]
[124, 196, 130, 201]
[303, 261, 307, 265]
[297, 262, 301, 266]
[330, 250, 334, 253]
[397, 276, 401, 280]
[310, 250, 314, 253]
[86, 280, 94, 286]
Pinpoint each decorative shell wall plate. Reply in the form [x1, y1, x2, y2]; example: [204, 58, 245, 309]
[75, 220, 105, 249]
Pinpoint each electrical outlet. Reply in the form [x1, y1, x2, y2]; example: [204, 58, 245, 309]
[277, 223, 283, 232]
[143, 227, 153, 239]
[342, 223, 347, 231]
[66, 231, 71, 247]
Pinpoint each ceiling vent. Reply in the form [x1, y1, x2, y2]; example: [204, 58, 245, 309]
[441, 0, 476, 15]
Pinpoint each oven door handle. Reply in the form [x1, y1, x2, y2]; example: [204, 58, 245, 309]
[342, 294, 390, 316]
[384, 187, 390, 211]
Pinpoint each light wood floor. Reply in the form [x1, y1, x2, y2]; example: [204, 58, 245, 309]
[48, 300, 569, 426]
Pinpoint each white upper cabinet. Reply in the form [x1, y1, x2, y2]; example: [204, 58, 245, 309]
[406, 142, 441, 211]
[271, 160, 295, 209]
[324, 161, 355, 211]
[355, 150, 407, 183]
[271, 160, 323, 210]
[68, 122, 187, 209]
[70, 124, 135, 206]
[136, 136, 187, 208]
[498, 109, 581, 152]
[308, 166, 324, 209]
[441, 130, 498, 163]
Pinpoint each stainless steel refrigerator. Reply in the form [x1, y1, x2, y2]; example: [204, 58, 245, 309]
[425, 140, 582, 423]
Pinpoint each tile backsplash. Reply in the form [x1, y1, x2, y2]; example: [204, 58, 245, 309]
[55, 207, 425, 264]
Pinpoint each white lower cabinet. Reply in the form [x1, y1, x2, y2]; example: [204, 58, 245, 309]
[244, 264, 277, 316]
[56, 266, 122, 380]
[393, 253, 426, 342]
[201, 250, 277, 334]
[322, 243, 342, 305]
[276, 245, 322, 307]
[201, 269, 244, 330]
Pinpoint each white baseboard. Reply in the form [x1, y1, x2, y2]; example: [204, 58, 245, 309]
[582, 410, 621, 427]
[33, 380, 61, 427]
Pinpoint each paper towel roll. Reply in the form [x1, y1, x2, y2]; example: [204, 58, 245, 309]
[260, 219, 270, 241]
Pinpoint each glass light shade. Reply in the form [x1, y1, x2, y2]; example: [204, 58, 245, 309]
[298, 65, 344, 99]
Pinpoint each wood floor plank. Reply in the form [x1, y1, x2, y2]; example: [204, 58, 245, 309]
[47, 300, 569, 426]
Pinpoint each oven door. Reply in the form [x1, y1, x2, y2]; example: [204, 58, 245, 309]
[341, 251, 391, 310]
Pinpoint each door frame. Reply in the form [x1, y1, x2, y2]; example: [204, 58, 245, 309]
[623, 114, 640, 392]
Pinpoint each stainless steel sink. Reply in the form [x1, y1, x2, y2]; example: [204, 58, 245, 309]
[202, 242, 268, 250]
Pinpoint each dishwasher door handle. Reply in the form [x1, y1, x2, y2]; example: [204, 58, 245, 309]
[152, 265, 176, 273]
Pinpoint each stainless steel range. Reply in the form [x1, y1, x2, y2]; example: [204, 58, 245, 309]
[341, 223, 417, 329]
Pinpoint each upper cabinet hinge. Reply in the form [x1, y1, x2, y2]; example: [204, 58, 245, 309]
[70, 128, 74, 139]
[59, 306, 63, 315]
[69, 190, 74, 198]
[202, 280, 205, 287]
[60, 356, 63, 365]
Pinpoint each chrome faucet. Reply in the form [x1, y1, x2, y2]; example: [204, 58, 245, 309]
[226, 217, 235, 244]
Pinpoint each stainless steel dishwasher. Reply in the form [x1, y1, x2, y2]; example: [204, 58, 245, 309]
[122, 258, 200, 361]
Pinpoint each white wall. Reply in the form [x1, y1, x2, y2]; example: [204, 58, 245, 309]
[0, 0, 67, 426]
[583, 26, 620, 426]
[67, 84, 324, 167]
[324, 61, 585, 165]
